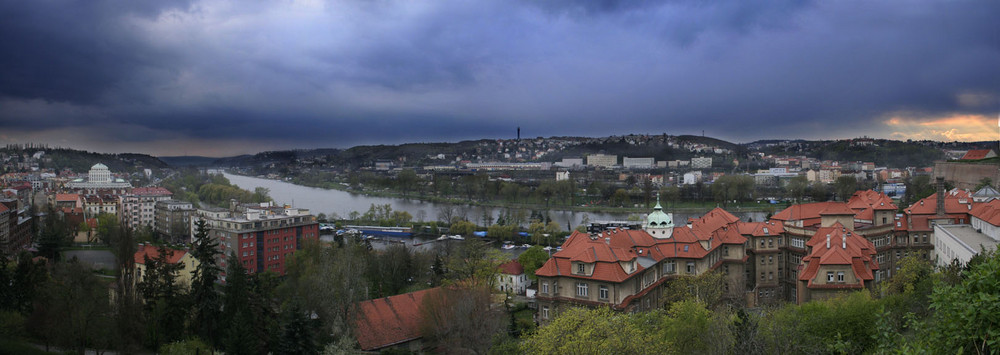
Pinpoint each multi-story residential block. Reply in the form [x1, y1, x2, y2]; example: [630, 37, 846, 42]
[623, 157, 654, 169]
[210, 203, 318, 280]
[119, 187, 173, 231]
[690, 157, 712, 169]
[154, 200, 195, 242]
[83, 194, 118, 216]
[586, 154, 618, 168]
[0, 199, 32, 255]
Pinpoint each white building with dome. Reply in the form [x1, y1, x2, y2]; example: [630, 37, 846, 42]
[65, 163, 132, 194]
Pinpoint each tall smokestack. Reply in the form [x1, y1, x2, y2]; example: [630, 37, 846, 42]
[936, 177, 945, 217]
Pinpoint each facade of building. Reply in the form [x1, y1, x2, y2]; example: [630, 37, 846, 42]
[497, 260, 528, 295]
[154, 200, 196, 242]
[211, 203, 319, 280]
[120, 187, 173, 231]
[535, 190, 904, 322]
[623, 157, 655, 169]
[65, 163, 132, 194]
[535, 202, 748, 323]
[586, 154, 618, 168]
[690, 157, 712, 169]
[0, 199, 32, 255]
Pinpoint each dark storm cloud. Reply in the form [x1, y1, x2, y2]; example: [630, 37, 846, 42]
[0, 0, 998, 154]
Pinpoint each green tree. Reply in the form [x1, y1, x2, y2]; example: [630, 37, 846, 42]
[449, 220, 477, 236]
[396, 169, 418, 196]
[661, 270, 728, 310]
[834, 175, 859, 201]
[786, 175, 809, 203]
[222, 252, 260, 355]
[924, 249, 1000, 354]
[517, 246, 549, 281]
[28, 260, 114, 354]
[420, 286, 506, 354]
[520, 307, 661, 354]
[189, 219, 223, 346]
[138, 247, 187, 349]
[37, 205, 70, 260]
[610, 188, 631, 207]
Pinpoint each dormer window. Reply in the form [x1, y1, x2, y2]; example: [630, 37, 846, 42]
[683, 245, 689, 252]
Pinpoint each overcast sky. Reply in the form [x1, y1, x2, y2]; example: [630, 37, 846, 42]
[1, 0, 998, 156]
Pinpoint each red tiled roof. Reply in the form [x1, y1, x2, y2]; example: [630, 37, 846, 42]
[355, 288, 438, 351]
[904, 190, 973, 215]
[499, 260, 524, 275]
[961, 149, 994, 160]
[131, 187, 173, 196]
[970, 200, 1000, 226]
[799, 223, 878, 287]
[820, 203, 855, 215]
[134, 245, 188, 264]
[55, 193, 79, 202]
[772, 201, 850, 223]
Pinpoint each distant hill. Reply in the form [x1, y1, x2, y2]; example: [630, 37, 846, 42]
[158, 156, 224, 167]
[2, 145, 168, 173]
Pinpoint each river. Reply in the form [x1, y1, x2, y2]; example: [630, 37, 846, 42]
[221, 172, 766, 230]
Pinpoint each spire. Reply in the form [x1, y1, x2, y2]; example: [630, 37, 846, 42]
[654, 194, 662, 210]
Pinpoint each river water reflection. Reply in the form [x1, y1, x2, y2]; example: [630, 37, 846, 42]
[221, 172, 766, 230]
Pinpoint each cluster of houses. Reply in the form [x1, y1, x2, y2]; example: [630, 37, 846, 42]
[357, 182, 1000, 351]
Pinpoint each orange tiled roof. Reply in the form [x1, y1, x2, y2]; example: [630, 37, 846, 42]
[772, 201, 849, 224]
[904, 190, 973, 215]
[355, 288, 438, 351]
[961, 149, 994, 160]
[970, 200, 1000, 226]
[55, 193, 79, 202]
[799, 223, 878, 287]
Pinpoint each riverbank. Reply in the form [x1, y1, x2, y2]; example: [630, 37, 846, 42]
[241, 172, 775, 215]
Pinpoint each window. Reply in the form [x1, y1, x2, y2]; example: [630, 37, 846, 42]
[827, 271, 835, 282]
[768, 238, 774, 248]
[643, 271, 656, 287]
[576, 283, 589, 297]
[542, 306, 550, 320]
[761, 256, 766, 265]
[760, 272, 765, 281]
[599, 285, 609, 300]
[577, 263, 585, 274]
[768, 272, 773, 280]
[768, 256, 773, 265]
[724, 265, 729, 275]
[663, 261, 676, 274]
[723, 246, 729, 256]
[541, 282, 549, 294]
[686, 261, 695, 274]
[837, 271, 845, 282]
[760, 239, 765, 248]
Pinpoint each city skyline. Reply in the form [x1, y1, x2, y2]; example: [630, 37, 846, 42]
[1, 0, 998, 156]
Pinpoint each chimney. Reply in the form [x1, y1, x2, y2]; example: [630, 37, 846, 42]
[936, 177, 945, 217]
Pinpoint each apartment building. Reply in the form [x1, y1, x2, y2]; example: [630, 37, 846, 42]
[210, 202, 319, 280]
